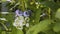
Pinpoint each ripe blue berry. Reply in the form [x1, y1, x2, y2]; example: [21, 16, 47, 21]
[23, 11, 29, 17]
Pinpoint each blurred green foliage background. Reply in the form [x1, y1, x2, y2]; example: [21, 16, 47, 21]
[0, 0, 60, 34]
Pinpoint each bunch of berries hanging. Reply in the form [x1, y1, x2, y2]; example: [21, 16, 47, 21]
[13, 9, 32, 30]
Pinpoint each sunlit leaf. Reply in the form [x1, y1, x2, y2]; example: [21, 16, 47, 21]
[55, 8, 60, 19]
[53, 22, 60, 32]
[1, 0, 6, 2]
[26, 19, 51, 34]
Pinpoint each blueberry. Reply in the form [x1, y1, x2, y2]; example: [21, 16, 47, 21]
[15, 9, 20, 16]
[23, 11, 29, 17]
[15, 9, 23, 16]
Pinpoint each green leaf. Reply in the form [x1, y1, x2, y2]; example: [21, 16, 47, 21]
[1, 0, 6, 2]
[53, 22, 60, 32]
[11, 27, 23, 34]
[55, 8, 60, 19]
[1, 31, 6, 34]
[26, 19, 51, 34]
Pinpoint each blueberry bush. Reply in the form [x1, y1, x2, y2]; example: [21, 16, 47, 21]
[0, 0, 60, 34]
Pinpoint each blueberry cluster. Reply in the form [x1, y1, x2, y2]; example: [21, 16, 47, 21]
[15, 9, 32, 17]
[13, 9, 32, 30]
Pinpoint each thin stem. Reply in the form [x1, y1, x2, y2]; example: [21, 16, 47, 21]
[0, 23, 8, 31]
[48, 7, 51, 20]
[21, 0, 25, 11]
